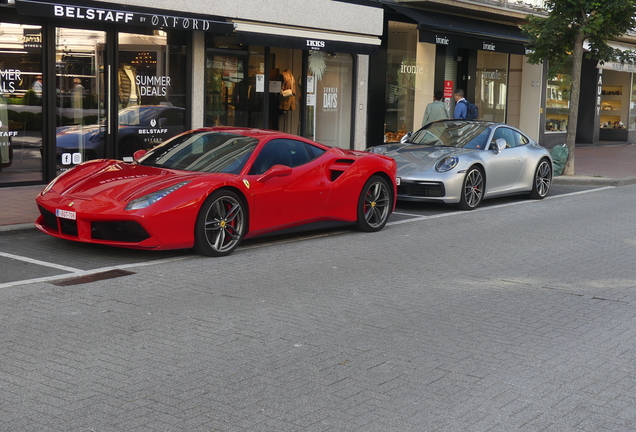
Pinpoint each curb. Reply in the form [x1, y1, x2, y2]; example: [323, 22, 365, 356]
[0, 223, 36, 234]
[552, 175, 636, 186]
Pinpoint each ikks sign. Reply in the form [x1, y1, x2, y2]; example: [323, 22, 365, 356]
[15, 0, 235, 33]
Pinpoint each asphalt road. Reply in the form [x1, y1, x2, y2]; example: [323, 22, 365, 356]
[0, 183, 604, 288]
[1, 182, 635, 431]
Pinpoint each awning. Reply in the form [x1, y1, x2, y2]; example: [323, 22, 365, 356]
[234, 21, 381, 55]
[388, 4, 529, 55]
[15, 0, 235, 34]
[586, 41, 636, 71]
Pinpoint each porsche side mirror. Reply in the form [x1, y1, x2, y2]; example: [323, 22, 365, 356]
[133, 149, 147, 161]
[257, 164, 292, 182]
[493, 138, 507, 154]
[400, 132, 413, 143]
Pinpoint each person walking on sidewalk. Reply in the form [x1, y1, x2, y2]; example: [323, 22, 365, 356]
[422, 90, 449, 127]
[453, 89, 467, 119]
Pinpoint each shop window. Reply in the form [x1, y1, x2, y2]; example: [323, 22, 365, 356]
[0, 23, 43, 184]
[117, 31, 187, 159]
[545, 58, 572, 133]
[55, 28, 107, 174]
[384, 22, 419, 142]
[599, 69, 630, 132]
[476, 51, 508, 123]
[306, 51, 353, 149]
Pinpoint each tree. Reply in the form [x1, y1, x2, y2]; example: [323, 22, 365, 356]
[523, 0, 636, 175]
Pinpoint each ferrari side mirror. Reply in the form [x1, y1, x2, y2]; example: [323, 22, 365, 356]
[257, 164, 292, 182]
[133, 149, 147, 161]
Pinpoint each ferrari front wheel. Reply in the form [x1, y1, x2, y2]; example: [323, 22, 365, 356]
[356, 175, 392, 232]
[458, 167, 484, 210]
[194, 190, 246, 257]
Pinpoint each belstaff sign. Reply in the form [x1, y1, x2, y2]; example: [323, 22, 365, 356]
[15, 0, 235, 33]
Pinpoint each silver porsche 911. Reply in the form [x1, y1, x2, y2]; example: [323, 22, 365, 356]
[367, 120, 552, 210]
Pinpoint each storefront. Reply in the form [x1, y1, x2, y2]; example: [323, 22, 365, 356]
[367, 5, 530, 145]
[203, 24, 377, 149]
[0, 0, 382, 187]
[0, 0, 233, 187]
[551, 44, 636, 147]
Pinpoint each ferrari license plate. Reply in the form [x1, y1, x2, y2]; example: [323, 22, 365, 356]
[56, 209, 76, 220]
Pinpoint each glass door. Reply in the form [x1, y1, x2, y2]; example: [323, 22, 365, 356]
[205, 50, 248, 127]
[55, 28, 107, 175]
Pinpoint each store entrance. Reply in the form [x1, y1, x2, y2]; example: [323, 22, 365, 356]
[53, 28, 189, 175]
[54, 28, 108, 174]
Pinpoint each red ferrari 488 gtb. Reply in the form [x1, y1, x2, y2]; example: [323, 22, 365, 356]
[36, 128, 397, 256]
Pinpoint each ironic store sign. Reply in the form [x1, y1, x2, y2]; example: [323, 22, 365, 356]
[15, 1, 233, 33]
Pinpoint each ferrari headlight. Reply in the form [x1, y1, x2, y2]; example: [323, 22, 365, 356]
[41, 177, 59, 195]
[41, 169, 72, 195]
[125, 181, 190, 210]
[435, 156, 459, 172]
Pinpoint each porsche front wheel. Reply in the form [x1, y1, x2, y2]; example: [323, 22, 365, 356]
[458, 167, 484, 210]
[194, 190, 246, 257]
[529, 158, 552, 199]
[356, 175, 392, 232]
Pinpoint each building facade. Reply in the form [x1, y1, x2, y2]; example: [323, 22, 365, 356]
[0, 0, 382, 187]
[367, 0, 547, 148]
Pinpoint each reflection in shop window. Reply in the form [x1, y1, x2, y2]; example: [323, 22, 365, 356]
[545, 58, 572, 133]
[0, 23, 43, 184]
[475, 51, 508, 123]
[305, 51, 352, 149]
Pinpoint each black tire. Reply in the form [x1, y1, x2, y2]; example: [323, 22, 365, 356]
[193, 189, 246, 257]
[529, 158, 552, 199]
[355, 175, 392, 232]
[457, 167, 484, 210]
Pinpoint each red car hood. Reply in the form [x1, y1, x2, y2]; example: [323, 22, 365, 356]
[59, 162, 203, 202]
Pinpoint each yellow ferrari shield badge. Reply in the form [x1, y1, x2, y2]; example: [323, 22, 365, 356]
[242, 179, 250, 189]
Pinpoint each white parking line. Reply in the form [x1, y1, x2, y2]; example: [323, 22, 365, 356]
[0, 252, 83, 272]
[387, 186, 615, 226]
[0, 186, 617, 290]
[0, 255, 190, 290]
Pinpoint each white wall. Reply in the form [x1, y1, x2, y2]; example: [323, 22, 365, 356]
[96, 0, 384, 36]
[519, 60, 544, 142]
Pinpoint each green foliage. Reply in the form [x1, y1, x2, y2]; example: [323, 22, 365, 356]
[523, 0, 636, 77]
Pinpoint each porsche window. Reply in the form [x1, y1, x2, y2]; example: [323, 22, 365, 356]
[138, 131, 258, 174]
[492, 127, 528, 148]
[411, 121, 492, 150]
[249, 139, 326, 175]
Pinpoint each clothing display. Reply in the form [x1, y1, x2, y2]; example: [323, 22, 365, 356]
[279, 69, 296, 110]
[118, 64, 140, 108]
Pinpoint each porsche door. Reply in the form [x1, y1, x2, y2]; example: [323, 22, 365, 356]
[246, 138, 331, 234]
[484, 127, 527, 194]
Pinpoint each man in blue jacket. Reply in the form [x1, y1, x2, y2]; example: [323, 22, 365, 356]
[453, 89, 467, 119]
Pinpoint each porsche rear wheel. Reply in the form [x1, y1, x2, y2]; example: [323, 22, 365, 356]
[356, 175, 392, 232]
[194, 190, 246, 257]
[529, 158, 552, 199]
[458, 167, 484, 210]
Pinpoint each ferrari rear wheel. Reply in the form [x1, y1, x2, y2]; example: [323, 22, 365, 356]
[356, 175, 392, 232]
[194, 190, 246, 257]
[529, 158, 552, 199]
[458, 167, 484, 210]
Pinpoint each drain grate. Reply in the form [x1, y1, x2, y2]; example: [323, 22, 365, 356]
[52, 269, 136, 286]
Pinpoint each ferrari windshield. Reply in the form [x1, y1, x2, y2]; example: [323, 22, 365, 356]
[409, 121, 492, 150]
[138, 131, 258, 174]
